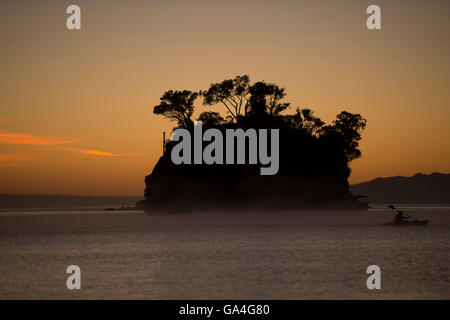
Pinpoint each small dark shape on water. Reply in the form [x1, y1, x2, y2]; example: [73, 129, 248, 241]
[382, 205, 429, 226]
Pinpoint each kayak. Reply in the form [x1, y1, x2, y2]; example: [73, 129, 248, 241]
[382, 220, 429, 226]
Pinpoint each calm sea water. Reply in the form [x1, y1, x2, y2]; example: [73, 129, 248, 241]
[0, 205, 449, 299]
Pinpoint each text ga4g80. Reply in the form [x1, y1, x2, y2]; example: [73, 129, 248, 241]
[223, 305, 270, 315]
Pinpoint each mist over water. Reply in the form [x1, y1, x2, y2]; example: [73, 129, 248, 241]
[0, 206, 448, 299]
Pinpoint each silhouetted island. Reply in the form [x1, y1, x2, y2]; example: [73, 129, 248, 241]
[137, 75, 368, 213]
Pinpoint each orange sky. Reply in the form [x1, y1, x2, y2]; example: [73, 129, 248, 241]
[1, 0, 449, 196]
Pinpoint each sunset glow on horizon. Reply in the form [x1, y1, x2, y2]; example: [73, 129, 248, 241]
[1, 0, 449, 196]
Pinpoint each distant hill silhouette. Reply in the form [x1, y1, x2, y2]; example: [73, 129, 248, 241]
[0, 194, 143, 209]
[350, 173, 450, 203]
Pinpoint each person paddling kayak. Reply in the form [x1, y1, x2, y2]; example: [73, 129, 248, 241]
[384, 205, 429, 226]
[389, 205, 410, 223]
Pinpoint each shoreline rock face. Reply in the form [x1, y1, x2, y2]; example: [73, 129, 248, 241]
[137, 121, 367, 213]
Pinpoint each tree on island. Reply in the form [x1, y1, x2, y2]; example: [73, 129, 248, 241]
[320, 111, 367, 161]
[201, 75, 251, 120]
[153, 90, 198, 128]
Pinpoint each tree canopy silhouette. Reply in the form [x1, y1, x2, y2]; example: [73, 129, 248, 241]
[284, 108, 325, 136]
[201, 75, 251, 120]
[152, 75, 366, 162]
[153, 90, 198, 128]
[197, 111, 226, 127]
[320, 111, 367, 161]
[248, 81, 290, 117]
